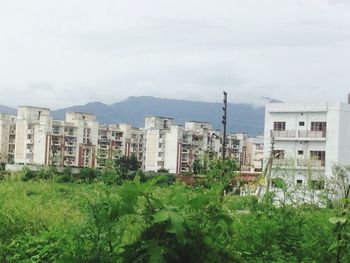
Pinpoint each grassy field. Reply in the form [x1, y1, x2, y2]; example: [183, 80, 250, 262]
[0, 178, 349, 262]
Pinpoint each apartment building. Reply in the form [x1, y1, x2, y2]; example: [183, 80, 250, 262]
[0, 114, 16, 164]
[226, 133, 248, 166]
[144, 116, 175, 172]
[124, 125, 145, 165]
[96, 124, 124, 167]
[246, 136, 264, 171]
[48, 112, 98, 168]
[1, 106, 249, 173]
[96, 124, 145, 168]
[180, 121, 212, 173]
[143, 117, 226, 173]
[15, 106, 52, 165]
[263, 102, 350, 185]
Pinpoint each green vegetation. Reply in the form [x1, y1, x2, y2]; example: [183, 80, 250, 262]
[0, 160, 349, 262]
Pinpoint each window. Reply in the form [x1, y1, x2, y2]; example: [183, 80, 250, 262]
[299, 121, 305, 126]
[310, 180, 325, 190]
[296, 179, 303, 185]
[310, 151, 326, 166]
[311, 122, 326, 132]
[163, 120, 168, 129]
[298, 150, 304, 155]
[273, 150, 285, 159]
[273, 122, 286, 131]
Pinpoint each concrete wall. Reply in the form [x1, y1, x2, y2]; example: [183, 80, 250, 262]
[164, 126, 182, 173]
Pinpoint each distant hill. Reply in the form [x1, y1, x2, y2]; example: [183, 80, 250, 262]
[0, 97, 276, 136]
[0, 105, 16, 114]
[52, 96, 271, 136]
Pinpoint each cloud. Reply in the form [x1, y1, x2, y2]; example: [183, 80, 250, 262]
[0, 0, 350, 108]
[28, 82, 56, 92]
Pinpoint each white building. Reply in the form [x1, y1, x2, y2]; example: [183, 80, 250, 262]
[0, 114, 16, 164]
[264, 102, 350, 186]
[96, 123, 145, 168]
[226, 133, 248, 165]
[144, 116, 175, 172]
[49, 112, 99, 168]
[180, 121, 212, 173]
[15, 106, 52, 165]
[246, 136, 264, 171]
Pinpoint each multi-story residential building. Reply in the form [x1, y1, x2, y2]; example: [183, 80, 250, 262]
[124, 125, 145, 165]
[246, 136, 264, 171]
[144, 116, 174, 172]
[0, 114, 16, 164]
[15, 106, 52, 165]
[47, 112, 98, 168]
[96, 124, 124, 168]
[143, 118, 225, 174]
[263, 102, 350, 186]
[2, 106, 244, 173]
[49, 119, 77, 166]
[96, 123, 145, 168]
[164, 125, 183, 174]
[180, 121, 212, 173]
[65, 112, 98, 168]
[226, 133, 248, 165]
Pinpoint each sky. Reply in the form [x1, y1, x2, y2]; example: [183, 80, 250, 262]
[0, 0, 350, 109]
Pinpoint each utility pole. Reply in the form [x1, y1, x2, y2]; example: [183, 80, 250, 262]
[266, 136, 275, 194]
[222, 91, 228, 160]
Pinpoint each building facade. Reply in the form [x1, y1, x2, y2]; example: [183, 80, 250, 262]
[15, 106, 52, 165]
[263, 103, 350, 185]
[0, 114, 16, 164]
[48, 112, 99, 168]
[0, 106, 255, 173]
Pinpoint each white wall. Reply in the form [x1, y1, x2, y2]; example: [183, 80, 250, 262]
[164, 126, 183, 173]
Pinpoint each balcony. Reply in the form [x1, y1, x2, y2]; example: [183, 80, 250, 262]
[64, 160, 75, 166]
[272, 158, 295, 167]
[192, 140, 202, 147]
[65, 141, 77, 146]
[25, 148, 33, 154]
[52, 129, 60, 135]
[64, 151, 76, 157]
[298, 130, 326, 139]
[270, 130, 296, 138]
[272, 158, 325, 169]
[271, 130, 326, 141]
[297, 159, 325, 168]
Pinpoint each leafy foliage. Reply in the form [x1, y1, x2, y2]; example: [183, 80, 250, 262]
[0, 163, 349, 262]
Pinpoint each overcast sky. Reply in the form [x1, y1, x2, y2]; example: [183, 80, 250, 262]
[0, 0, 350, 109]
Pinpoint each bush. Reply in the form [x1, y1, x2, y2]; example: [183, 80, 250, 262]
[157, 168, 169, 173]
[76, 168, 100, 183]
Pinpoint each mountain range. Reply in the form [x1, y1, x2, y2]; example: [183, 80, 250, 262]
[0, 96, 275, 136]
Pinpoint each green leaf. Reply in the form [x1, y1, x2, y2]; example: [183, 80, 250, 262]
[329, 217, 347, 225]
[153, 209, 169, 223]
[188, 196, 208, 210]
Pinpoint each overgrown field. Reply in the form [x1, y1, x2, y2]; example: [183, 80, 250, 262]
[0, 177, 349, 262]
